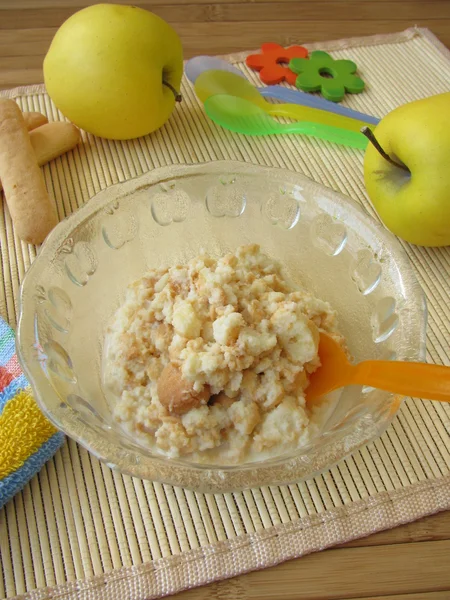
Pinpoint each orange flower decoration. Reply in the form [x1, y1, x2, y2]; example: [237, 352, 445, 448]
[246, 42, 308, 85]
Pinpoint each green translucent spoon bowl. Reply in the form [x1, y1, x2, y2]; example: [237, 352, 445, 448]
[204, 94, 368, 149]
[196, 70, 372, 133]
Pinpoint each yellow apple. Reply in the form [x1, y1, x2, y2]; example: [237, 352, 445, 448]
[43, 4, 183, 140]
[363, 92, 450, 247]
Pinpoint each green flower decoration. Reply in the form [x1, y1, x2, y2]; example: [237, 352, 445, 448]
[289, 50, 365, 103]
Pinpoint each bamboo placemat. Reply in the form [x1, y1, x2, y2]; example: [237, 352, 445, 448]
[1, 27, 450, 600]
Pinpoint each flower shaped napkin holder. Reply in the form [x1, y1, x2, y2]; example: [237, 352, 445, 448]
[290, 50, 365, 102]
[246, 45, 365, 103]
[245, 42, 308, 85]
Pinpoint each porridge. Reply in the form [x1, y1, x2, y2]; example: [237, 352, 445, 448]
[103, 244, 345, 464]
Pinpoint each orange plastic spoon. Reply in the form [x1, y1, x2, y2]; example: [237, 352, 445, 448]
[306, 332, 450, 403]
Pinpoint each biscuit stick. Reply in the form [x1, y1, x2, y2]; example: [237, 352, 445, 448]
[0, 122, 81, 193]
[23, 111, 48, 131]
[29, 121, 81, 164]
[0, 99, 58, 245]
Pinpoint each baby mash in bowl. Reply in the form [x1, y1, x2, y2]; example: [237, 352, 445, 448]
[103, 244, 345, 464]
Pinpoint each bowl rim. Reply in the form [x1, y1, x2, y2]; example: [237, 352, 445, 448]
[16, 160, 428, 492]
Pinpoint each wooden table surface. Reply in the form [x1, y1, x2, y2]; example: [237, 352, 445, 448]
[1, 2, 449, 599]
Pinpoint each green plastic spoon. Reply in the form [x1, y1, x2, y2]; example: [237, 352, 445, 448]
[196, 70, 372, 134]
[204, 94, 368, 149]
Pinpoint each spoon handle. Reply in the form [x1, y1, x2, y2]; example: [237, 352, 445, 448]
[269, 102, 371, 133]
[352, 360, 450, 402]
[283, 122, 368, 149]
[259, 86, 381, 125]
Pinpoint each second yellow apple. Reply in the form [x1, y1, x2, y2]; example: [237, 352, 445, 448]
[364, 92, 450, 247]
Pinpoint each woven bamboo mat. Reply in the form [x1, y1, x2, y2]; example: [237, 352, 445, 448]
[1, 27, 450, 600]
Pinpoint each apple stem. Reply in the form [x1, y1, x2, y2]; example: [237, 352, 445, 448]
[360, 126, 410, 173]
[163, 80, 182, 103]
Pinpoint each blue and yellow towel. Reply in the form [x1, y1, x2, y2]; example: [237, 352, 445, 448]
[0, 318, 64, 509]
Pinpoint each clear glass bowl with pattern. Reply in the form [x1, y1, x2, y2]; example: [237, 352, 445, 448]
[17, 161, 427, 493]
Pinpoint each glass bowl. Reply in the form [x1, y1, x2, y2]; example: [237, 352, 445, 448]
[17, 161, 427, 493]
